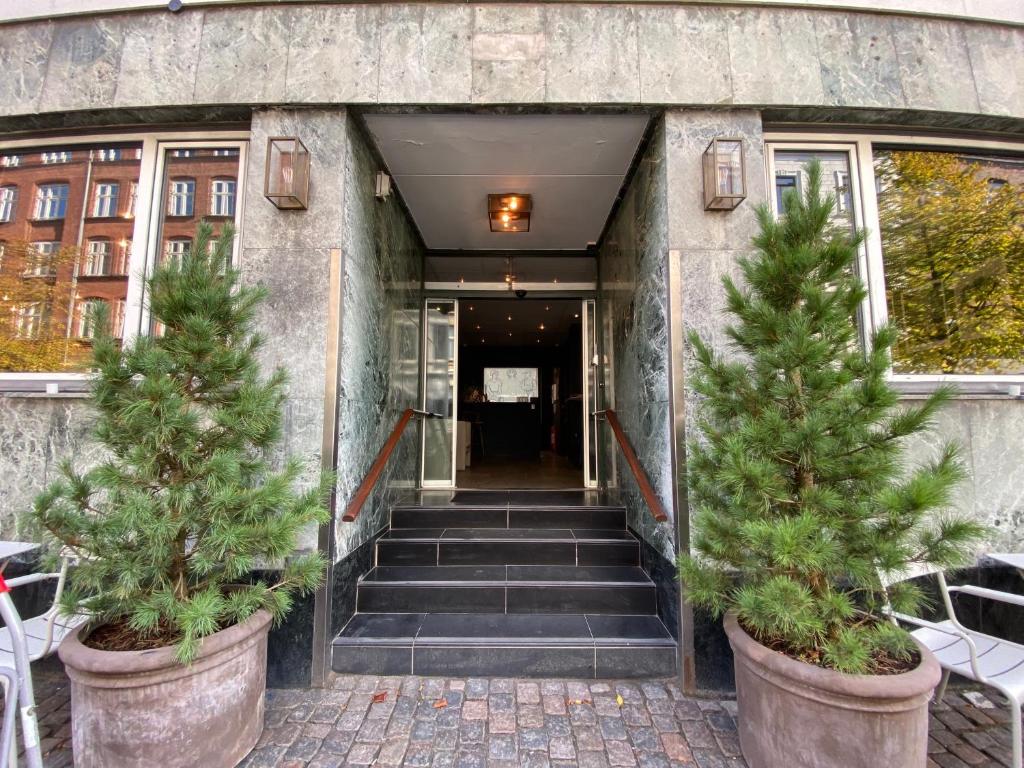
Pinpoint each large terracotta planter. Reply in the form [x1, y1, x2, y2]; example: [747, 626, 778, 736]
[724, 612, 941, 768]
[58, 609, 272, 768]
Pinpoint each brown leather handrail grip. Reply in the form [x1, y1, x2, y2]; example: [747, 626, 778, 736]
[342, 408, 438, 523]
[595, 409, 669, 523]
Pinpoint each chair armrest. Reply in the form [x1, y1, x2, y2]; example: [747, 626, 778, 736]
[948, 585, 1024, 608]
[4, 573, 60, 589]
[889, 610, 987, 683]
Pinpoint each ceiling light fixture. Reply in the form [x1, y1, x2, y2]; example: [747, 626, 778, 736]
[488, 193, 532, 233]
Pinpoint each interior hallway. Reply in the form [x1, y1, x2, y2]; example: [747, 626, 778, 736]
[456, 451, 583, 489]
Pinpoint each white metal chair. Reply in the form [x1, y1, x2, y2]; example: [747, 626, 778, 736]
[0, 556, 87, 768]
[885, 566, 1024, 768]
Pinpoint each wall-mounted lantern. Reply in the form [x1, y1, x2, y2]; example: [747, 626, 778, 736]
[702, 138, 746, 211]
[264, 137, 309, 210]
[488, 193, 532, 232]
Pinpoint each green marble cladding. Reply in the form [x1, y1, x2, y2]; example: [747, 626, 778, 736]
[333, 118, 424, 562]
[597, 117, 675, 561]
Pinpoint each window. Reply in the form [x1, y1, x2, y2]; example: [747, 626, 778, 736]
[167, 179, 195, 217]
[92, 182, 119, 217]
[25, 242, 59, 276]
[14, 303, 45, 339]
[774, 174, 798, 214]
[0, 186, 15, 222]
[34, 184, 69, 220]
[210, 179, 236, 217]
[126, 182, 138, 218]
[771, 149, 857, 232]
[874, 149, 1024, 375]
[0, 241, 5, 269]
[84, 240, 112, 276]
[0, 135, 242, 377]
[164, 238, 192, 263]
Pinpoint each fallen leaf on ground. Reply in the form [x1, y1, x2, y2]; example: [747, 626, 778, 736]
[372, 692, 388, 703]
[565, 697, 592, 706]
[616, 694, 624, 707]
[433, 698, 448, 709]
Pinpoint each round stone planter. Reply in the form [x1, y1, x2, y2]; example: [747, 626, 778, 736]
[58, 609, 272, 768]
[724, 612, 941, 768]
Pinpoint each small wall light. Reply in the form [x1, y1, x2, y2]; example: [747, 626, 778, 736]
[264, 137, 310, 210]
[489, 194, 532, 232]
[702, 138, 746, 211]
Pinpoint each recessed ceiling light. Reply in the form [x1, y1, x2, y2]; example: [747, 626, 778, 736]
[574, 313, 579, 318]
[545, 306, 550, 311]
[475, 325, 481, 330]
[507, 315, 512, 321]
[539, 324, 545, 330]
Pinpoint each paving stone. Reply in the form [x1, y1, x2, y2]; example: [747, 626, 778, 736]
[465, 679, 489, 699]
[578, 751, 613, 768]
[521, 751, 552, 768]
[454, 746, 486, 768]
[377, 737, 410, 766]
[600, 716, 629, 741]
[519, 704, 546, 728]
[432, 751, 456, 768]
[542, 681, 566, 696]
[636, 752, 672, 768]
[550, 735, 576, 760]
[462, 700, 488, 720]
[489, 712, 516, 734]
[487, 734, 517, 761]
[459, 720, 486, 743]
[518, 727, 549, 750]
[576, 725, 605, 751]
[606, 739, 639, 767]
[284, 735, 322, 760]
[545, 714, 571, 737]
[629, 727, 660, 752]
[517, 682, 542, 704]
[661, 733, 694, 763]
[404, 743, 433, 766]
[490, 679, 515, 694]
[345, 741, 381, 765]
[489, 693, 515, 713]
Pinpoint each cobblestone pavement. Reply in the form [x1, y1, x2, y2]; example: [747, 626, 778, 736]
[18, 660, 1024, 768]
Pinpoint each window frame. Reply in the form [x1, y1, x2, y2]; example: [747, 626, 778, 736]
[33, 182, 70, 221]
[0, 131, 248, 390]
[0, 185, 15, 222]
[765, 131, 1024, 393]
[91, 181, 120, 218]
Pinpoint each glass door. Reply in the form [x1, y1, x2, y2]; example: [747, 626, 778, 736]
[582, 298, 599, 488]
[421, 299, 458, 487]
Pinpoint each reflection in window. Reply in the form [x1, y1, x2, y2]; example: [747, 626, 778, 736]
[76, 298, 107, 338]
[772, 150, 856, 231]
[0, 141, 142, 373]
[126, 182, 138, 218]
[165, 237, 192, 263]
[26, 242, 59, 276]
[210, 179, 236, 217]
[34, 184, 69, 220]
[0, 186, 15, 222]
[167, 179, 195, 217]
[84, 240, 112, 276]
[92, 182, 119, 217]
[875, 150, 1024, 375]
[1, 155, 20, 168]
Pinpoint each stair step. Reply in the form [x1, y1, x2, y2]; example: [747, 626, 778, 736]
[375, 528, 640, 566]
[391, 505, 627, 530]
[356, 565, 656, 614]
[332, 613, 677, 678]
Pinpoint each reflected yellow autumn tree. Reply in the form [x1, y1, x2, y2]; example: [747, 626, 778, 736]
[876, 150, 1024, 374]
[0, 240, 88, 372]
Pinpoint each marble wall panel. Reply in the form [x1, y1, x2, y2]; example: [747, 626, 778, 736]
[0, 397, 103, 539]
[0, 20, 51, 117]
[726, 9, 825, 106]
[333, 116, 424, 560]
[193, 6, 290, 104]
[813, 12, 905, 109]
[284, 5, 381, 104]
[378, 4, 473, 104]
[114, 11, 203, 107]
[598, 118, 675, 560]
[471, 5, 546, 103]
[964, 23, 1024, 118]
[39, 17, 124, 113]
[544, 5, 640, 104]
[891, 16, 980, 115]
[637, 7, 733, 106]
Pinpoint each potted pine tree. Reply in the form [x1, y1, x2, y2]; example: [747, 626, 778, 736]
[677, 161, 985, 768]
[30, 223, 330, 768]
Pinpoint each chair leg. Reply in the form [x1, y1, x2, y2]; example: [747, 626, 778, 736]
[0, 678, 16, 768]
[935, 668, 951, 703]
[1011, 697, 1022, 768]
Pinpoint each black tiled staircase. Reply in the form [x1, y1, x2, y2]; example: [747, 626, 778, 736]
[332, 491, 677, 678]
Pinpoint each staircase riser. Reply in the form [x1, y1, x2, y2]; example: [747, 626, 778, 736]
[331, 644, 677, 678]
[376, 541, 640, 567]
[357, 584, 656, 614]
[391, 507, 626, 530]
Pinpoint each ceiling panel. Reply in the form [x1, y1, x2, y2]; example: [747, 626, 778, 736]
[459, 298, 581, 347]
[363, 113, 649, 251]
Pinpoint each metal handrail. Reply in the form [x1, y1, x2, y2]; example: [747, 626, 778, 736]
[341, 408, 441, 523]
[593, 409, 669, 523]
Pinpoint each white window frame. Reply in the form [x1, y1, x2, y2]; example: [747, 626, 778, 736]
[25, 241, 59, 276]
[166, 178, 195, 217]
[765, 131, 1024, 393]
[92, 182, 119, 218]
[14, 302, 45, 340]
[84, 239, 112, 276]
[0, 185, 15, 222]
[33, 183, 69, 220]
[0, 131, 248, 390]
[41, 151, 70, 165]
[76, 297, 107, 339]
[210, 178, 236, 217]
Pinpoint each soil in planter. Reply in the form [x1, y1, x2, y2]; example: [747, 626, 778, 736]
[83, 619, 186, 653]
[749, 621, 922, 676]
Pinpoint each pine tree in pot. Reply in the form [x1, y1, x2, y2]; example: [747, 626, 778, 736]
[29, 224, 330, 768]
[677, 161, 986, 768]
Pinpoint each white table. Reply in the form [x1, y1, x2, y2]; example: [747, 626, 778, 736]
[0, 543, 37, 563]
[988, 553, 1024, 571]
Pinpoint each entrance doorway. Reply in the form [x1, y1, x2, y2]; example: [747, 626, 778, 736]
[419, 296, 599, 490]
